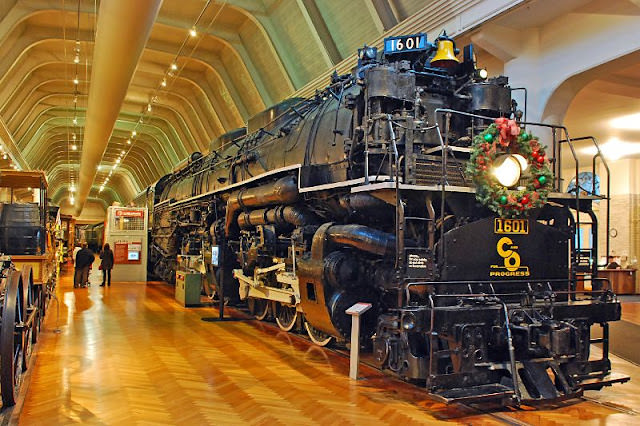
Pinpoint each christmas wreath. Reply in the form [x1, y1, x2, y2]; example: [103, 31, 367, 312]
[466, 117, 553, 218]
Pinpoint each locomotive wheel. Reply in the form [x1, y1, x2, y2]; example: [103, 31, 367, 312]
[247, 297, 269, 320]
[20, 267, 34, 370]
[32, 284, 43, 341]
[304, 322, 333, 347]
[22, 267, 37, 345]
[1, 270, 25, 406]
[275, 303, 297, 332]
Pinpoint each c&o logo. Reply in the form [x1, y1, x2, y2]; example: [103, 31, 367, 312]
[490, 237, 530, 277]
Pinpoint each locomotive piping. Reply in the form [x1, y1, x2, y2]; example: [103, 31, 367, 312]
[225, 176, 299, 235]
[237, 206, 318, 229]
[338, 193, 390, 214]
[326, 224, 396, 257]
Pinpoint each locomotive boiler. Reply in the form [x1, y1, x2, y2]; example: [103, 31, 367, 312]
[145, 32, 627, 405]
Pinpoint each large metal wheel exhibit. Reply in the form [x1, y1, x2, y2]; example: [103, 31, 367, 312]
[304, 321, 332, 347]
[1, 270, 26, 406]
[247, 297, 269, 321]
[21, 266, 36, 368]
[274, 303, 297, 332]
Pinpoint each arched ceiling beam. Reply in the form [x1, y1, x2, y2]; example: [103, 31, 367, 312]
[0, 115, 29, 169]
[58, 198, 109, 218]
[298, 0, 342, 65]
[50, 179, 120, 207]
[147, 21, 272, 110]
[6, 83, 83, 132]
[254, 9, 323, 89]
[371, 0, 399, 31]
[0, 7, 263, 153]
[18, 105, 187, 169]
[1, 59, 218, 149]
[32, 129, 173, 190]
[8, 76, 212, 157]
[15, 116, 181, 192]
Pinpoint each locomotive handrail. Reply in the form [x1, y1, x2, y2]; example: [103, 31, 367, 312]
[405, 277, 604, 286]
[386, 115, 403, 270]
[427, 294, 436, 389]
[559, 136, 611, 262]
[432, 109, 587, 280]
[510, 87, 528, 125]
[404, 277, 614, 305]
[413, 289, 613, 298]
[502, 302, 522, 404]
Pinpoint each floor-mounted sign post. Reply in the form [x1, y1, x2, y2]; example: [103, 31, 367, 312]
[346, 302, 372, 380]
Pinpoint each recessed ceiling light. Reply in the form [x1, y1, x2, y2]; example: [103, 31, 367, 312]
[610, 113, 640, 130]
[582, 137, 640, 160]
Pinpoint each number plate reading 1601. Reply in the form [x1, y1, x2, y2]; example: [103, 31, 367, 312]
[384, 33, 427, 54]
[494, 218, 528, 234]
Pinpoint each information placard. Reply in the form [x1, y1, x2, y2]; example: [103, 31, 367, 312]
[345, 302, 372, 316]
[114, 243, 128, 264]
[114, 241, 142, 264]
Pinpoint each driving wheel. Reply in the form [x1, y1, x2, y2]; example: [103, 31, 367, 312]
[275, 303, 297, 332]
[1, 270, 26, 406]
[305, 321, 333, 347]
[247, 297, 269, 320]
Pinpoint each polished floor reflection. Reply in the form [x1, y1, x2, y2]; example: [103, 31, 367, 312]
[17, 265, 640, 425]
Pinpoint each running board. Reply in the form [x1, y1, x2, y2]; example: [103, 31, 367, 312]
[578, 372, 630, 391]
[430, 383, 515, 405]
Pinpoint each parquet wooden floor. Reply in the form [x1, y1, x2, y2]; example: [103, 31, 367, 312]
[15, 264, 640, 425]
[621, 301, 640, 325]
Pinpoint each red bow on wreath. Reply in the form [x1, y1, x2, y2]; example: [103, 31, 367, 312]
[495, 117, 520, 147]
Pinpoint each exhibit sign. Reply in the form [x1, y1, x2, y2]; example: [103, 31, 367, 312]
[114, 241, 142, 264]
[115, 210, 144, 218]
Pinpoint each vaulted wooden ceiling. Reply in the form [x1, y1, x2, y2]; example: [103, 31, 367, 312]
[0, 0, 426, 218]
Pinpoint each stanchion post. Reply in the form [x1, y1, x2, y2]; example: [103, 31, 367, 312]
[346, 302, 372, 380]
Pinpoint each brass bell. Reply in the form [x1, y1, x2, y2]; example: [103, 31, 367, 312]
[430, 32, 460, 68]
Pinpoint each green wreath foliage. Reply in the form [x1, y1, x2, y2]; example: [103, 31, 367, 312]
[465, 120, 553, 218]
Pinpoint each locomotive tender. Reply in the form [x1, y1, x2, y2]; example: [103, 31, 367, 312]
[143, 32, 627, 405]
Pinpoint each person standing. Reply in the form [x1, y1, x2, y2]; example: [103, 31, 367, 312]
[74, 242, 94, 288]
[100, 243, 114, 287]
[72, 244, 81, 266]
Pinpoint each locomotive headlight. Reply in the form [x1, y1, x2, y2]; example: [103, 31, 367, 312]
[492, 154, 522, 188]
[477, 68, 488, 80]
[512, 154, 529, 172]
[402, 313, 416, 330]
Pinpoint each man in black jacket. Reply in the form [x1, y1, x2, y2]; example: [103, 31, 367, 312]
[74, 243, 95, 288]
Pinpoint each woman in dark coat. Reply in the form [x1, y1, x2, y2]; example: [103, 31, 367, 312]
[99, 243, 115, 287]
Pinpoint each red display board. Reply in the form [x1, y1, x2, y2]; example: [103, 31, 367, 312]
[114, 242, 142, 264]
[114, 243, 128, 264]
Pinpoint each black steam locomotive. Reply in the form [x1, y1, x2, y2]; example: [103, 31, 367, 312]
[141, 32, 627, 405]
